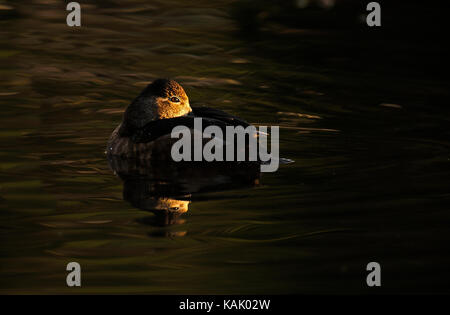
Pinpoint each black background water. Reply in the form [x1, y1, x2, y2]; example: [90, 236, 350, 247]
[1, 0, 449, 293]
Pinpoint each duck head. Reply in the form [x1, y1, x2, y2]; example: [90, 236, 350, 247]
[119, 79, 191, 136]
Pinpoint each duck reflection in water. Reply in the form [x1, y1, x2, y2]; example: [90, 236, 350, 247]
[108, 156, 261, 236]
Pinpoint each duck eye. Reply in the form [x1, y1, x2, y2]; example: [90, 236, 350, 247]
[169, 96, 180, 103]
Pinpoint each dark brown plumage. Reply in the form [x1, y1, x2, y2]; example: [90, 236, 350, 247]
[107, 78, 254, 161]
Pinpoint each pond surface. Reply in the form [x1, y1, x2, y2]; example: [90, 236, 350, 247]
[1, 0, 449, 294]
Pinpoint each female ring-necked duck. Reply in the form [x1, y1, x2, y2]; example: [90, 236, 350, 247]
[107, 78, 254, 161]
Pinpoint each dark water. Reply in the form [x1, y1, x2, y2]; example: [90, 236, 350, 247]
[1, 1, 449, 294]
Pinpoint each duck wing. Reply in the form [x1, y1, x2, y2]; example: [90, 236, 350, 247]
[131, 107, 251, 143]
[131, 115, 229, 143]
[191, 106, 251, 128]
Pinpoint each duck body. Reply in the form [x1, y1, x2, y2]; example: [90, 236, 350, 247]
[107, 79, 254, 162]
[107, 78, 261, 198]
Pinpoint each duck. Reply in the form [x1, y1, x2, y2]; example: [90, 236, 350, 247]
[107, 78, 255, 161]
